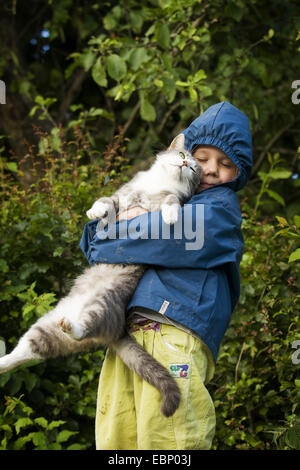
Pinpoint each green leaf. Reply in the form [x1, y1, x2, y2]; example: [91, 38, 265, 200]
[23, 372, 39, 393]
[188, 87, 198, 102]
[162, 77, 176, 103]
[106, 54, 127, 81]
[158, 0, 171, 8]
[47, 443, 62, 450]
[34, 417, 48, 429]
[81, 50, 95, 72]
[275, 216, 289, 226]
[289, 248, 300, 263]
[30, 431, 47, 448]
[266, 189, 285, 206]
[128, 48, 150, 71]
[129, 11, 144, 33]
[176, 80, 189, 87]
[35, 95, 45, 105]
[103, 12, 117, 30]
[258, 171, 268, 182]
[13, 435, 33, 450]
[56, 430, 78, 443]
[272, 227, 289, 239]
[48, 420, 66, 430]
[67, 443, 88, 450]
[15, 417, 33, 435]
[197, 84, 213, 98]
[53, 246, 64, 257]
[145, 24, 155, 37]
[0, 259, 9, 272]
[268, 28, 275, 38]
[19, 80, 31, 99]
[140, 97, 156, 122]
[6, 162, 18, 172]
[268, 170, 292, 179]
[285, 428, 300, 450]
[264, 28, 275, 40]
[29, 105, 39, 117]
[22, 304, 35, 318]
[192, 69, 207, 82]
[88, 107, 114, 120]
[39, 137, 49, 155]
[50, 127, 61, 153]
[154, 79, 163, 88]
[252, 103, 259, 120]
[155, 23, 170, 49]
[293, 215, 300, 227]
[92, 58, 108, 87]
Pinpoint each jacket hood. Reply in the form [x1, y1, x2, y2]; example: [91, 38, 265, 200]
[181, 101, 253, 191]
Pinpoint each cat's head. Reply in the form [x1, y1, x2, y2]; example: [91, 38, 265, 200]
[155, 135, 202, 193]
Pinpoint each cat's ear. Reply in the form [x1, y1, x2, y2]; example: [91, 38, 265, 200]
[168, 133, 185, 151]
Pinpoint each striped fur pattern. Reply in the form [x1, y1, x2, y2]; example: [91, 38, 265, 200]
[0, 136, 202, 417]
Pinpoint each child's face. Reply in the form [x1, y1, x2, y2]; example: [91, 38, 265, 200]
[192, 145, 238, 192]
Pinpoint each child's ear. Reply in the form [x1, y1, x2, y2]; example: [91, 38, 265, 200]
[168, 133, 185, 150]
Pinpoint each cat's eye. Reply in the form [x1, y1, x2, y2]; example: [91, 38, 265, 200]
[179, 152, 185, 159]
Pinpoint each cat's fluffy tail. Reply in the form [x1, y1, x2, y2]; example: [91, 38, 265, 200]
[111, 334, 181, 417]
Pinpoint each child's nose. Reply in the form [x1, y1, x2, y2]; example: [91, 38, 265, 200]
[204, 162, 219, 176]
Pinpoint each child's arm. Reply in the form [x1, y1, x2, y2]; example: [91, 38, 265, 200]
[80, 189, 244, 271]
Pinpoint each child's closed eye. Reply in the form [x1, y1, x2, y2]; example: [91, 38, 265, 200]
[222, 162, 233, 167]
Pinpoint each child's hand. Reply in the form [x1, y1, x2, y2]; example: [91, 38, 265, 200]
[117, 207, 147, 221]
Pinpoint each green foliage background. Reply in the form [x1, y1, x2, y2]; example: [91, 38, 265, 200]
[0, 0, 299, 450]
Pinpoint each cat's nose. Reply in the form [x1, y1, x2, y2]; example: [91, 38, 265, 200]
[182, 160, 188, 167]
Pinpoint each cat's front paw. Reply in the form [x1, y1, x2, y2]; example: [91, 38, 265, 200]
[86, 201, 111, 220]
[58, 318, 85, 341]
[162, 204, 180, 224]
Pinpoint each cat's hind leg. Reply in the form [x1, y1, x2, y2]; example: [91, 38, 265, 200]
[57, 265, 145, 344]
[57, 296, 123, 344]
[0, 301, 98, 375]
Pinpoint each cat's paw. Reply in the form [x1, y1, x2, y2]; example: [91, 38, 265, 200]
[57, 318, 85, 341]
[0, 355, 10, 374]
[57, 317, 72, 334]
[86, 201, 111, 220]
[162, 204, 180, 225]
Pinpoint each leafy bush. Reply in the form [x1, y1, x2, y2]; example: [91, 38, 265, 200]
[210, 153, 300, 450]
[0, 127, 129, 450]
[0, 127, 299, 451]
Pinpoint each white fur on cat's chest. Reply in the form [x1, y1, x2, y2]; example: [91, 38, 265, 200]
[133, 171, 185, 196]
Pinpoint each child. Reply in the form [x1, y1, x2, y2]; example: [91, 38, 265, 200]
[80, 101, 253, 450]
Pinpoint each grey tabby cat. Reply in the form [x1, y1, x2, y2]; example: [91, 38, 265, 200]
[0, 134, 202, 417]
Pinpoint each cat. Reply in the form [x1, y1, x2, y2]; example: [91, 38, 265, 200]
[0, 134, 202, 417]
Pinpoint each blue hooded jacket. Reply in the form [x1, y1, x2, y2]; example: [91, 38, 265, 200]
[80, 102, 253, 362]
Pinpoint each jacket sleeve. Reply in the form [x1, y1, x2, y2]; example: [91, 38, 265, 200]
[80, 192, 244, 270]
